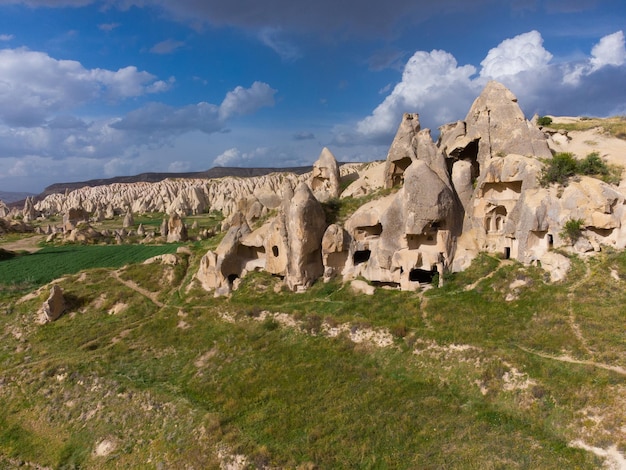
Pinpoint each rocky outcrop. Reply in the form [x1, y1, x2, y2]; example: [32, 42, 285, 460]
[123, 210, 134, 228]
[26, 80, 626, 294]
[439, 81, 552, 173]
[166, 213, 188, 243]
[196, 182, 327, 295]
[0, 200, 9, 218]
[310, 147, 341, 202]
[63, 207, 89, 231]
[284, 183, 327, 291]
[22, 196, 37, 223]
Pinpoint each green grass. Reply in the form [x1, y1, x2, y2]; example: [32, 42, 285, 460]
[0, 244, 180, 290]
[0, 247, 625, 467]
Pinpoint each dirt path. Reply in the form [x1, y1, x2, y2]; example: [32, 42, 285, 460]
[0, 235, 45, 253]
[517, 345, 626, 377]
[110, 270, 165, 308]
[464, 259, 513, 291]
[567, 261, 594, 355]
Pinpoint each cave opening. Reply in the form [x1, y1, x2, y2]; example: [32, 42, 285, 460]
[353, 250, 371, 265]
[409, 268, 437, 283]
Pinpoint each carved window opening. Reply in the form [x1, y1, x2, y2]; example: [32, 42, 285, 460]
[353, 250, 371, 265]
[357, 223, 383, 238]
[391, 157, 413, 187]
[486, 206, 507, 233]
[409, 268, 437, 283]
[451, 138, 480, 182]
[272, 246, 279, 257]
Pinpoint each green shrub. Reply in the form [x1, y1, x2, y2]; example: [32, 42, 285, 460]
[578, 152, 608, 176]
[537, 116, 552, 126]
[540, 152, 578, 186]
[541, 152, 623, 186]
[560, 218, 585, 243]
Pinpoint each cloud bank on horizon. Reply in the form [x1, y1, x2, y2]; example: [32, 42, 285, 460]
[0, 0, 625, 192]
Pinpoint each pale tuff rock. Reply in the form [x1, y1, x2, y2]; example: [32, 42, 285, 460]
[196, 183, 327, 295]
[341, 161, 386, 198]
[39, 285, 66, 323]
[35, 173, 309, 228]
[0, 200, 9, 218]
[322, 224, 350, 280]
[31, 81, 626, 293]
[63, 207, 89, 231]
[384, 113, 421, 189]
[350, 279, 375, 296]
[310, 147, 341, 202]
[160, 218, 168, 237]
[440, 81, 552, 170]
[22, 196, 37, 223]
[122, 210, 134, 228]
[166, 212, 188, 243]
[284, 182, 327, 291]
[196, 213, 254, 296]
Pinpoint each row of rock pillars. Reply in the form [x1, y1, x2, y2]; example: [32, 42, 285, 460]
[196, 80, 626, 295]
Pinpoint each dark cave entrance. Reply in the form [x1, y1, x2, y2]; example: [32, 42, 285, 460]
[353, 250, 371, 265]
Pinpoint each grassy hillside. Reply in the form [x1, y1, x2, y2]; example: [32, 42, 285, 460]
[0, 239, 624, 468]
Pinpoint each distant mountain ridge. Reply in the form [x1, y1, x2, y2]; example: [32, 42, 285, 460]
[0, 191, 36, 204]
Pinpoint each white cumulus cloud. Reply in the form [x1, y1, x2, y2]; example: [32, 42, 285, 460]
[480, 30, 552, 79]
[0, 48, 171, 126]
[356, 49, 478, 139]
[219, 81, 277, 120]
[213, 147, 269, 167]
[353, 30, 626, 143]
[590, 30, 626, 71]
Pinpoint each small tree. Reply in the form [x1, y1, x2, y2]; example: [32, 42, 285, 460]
[560, 218, 585, 244]
[537, 116, 553, 126]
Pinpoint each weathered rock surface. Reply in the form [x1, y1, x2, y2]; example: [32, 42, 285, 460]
[39, 285, 66, 323]
[166, 213, 188, 243]
[310, 147, 341, 202]
[284, 183, 327, 291]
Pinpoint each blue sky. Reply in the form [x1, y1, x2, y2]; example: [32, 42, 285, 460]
[0, 0, 625, 193]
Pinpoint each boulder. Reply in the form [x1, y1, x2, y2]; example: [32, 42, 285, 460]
[39, 285, 66, 323]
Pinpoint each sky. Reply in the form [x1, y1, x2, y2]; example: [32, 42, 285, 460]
[0, 1, 625, 193]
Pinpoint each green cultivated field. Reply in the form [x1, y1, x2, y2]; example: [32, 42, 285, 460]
[0, 244, 180, 291]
